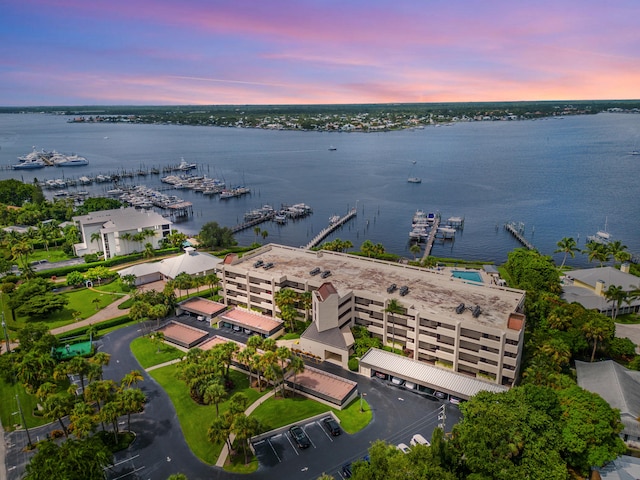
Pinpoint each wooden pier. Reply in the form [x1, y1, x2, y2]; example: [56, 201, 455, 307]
[504, 221, 536, 250]
[420, 216, 440, 261]
[304, 208, 357, 249]
[230, 213, 275, 233]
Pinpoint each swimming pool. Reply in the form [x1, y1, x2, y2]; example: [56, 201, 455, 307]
[451, 270, 483, 283]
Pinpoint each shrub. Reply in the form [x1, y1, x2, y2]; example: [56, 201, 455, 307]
[348, 357, 359, 371]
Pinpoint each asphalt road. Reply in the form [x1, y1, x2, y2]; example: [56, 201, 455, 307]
[3, 324, 461, 480]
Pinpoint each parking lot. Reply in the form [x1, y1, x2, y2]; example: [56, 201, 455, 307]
[253, 415, 344, 468]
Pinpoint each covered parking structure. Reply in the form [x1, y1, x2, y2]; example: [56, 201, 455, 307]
[359, 348, 508, 401]
[158, 321, 209, 349]
[176, 297, 227, 324]
[216, 307, 284, 339]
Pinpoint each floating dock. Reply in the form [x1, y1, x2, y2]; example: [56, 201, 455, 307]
[420, 215, 441, 261]
[504, 221, 536, 250]
[304, 208, 357, 249]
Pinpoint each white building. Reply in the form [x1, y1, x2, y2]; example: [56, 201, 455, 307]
[73, 207, 172, 259]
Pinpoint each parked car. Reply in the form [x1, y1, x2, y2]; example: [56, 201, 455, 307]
[410, 433, 430, 447]
[387, 283, 397, 293]
[391, 376, 405, 386]
[323, 416, 341, 436]
[321, 270, 331, 278]
[397, 443, 411, 454]
[374, 371, 388, 380]
[310, 267, 321, 275]
[253, 259, 264, 268]
[289, 425, 311, 449]
[263, 262, 274, 270]
[404, 381, 417, 390]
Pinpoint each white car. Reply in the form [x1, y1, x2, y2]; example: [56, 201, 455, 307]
[397, 443, 411, 454]
[410, 434, 430, 447]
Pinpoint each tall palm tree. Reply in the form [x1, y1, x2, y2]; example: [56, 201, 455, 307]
[119, 388, 146, 431]
[232, 414, 262, 464]
[203, 381, 227, 417]
[121, 369, 144, 389]
[69, 401, 98, 439]
[583, 241, 610, 267]
[42, 392, 74, 438]
[410, 243, 421, 261]
[289, 355, 305, 392]
[554, 237, 579, 269]
[384, 299, 404, 347]
[607, 240, 631, 265]
[208, 416, 232, 453]
[604, 284, 628, 321]
[582, 314, 614, 362]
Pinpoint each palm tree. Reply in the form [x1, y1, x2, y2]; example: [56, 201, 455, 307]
[261, 230, 269, 243]
[253, 226, 261, 243]
[69, 401, 98, 439]
[100, 399, 122, 444]
[289, 355, 305, 392]
[231, 414, 262, 464]
[204, 273, 220, 297]
[384, 299, 404, 348]
[152, 331, 165, 353]
[89, 352, 112, 378]
[583, 241, 610, 267]
[276, 346, 292, 398]
[42, 392, 74, 438]
[208, 416, 233, 453]
[554, 237, 579, 269]
[90, 231, 102, 249]
[604, 284, 628, 321]
[84, 379, 117, 431]
[173, 272, 194, 298]
[608, 240, 631, 265]
[409, 243, 421, 261]
[582, 314, 614, 362]
[143, 242, 155, 259]
[203, 382, 227, 417]
[119, 388, 146, 431]
[121, 369, 144, 389]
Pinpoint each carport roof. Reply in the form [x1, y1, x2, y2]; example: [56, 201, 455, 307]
[360, 348, 508, 398]
[220, 307, 283, 334]
[179, 297, 226, 316]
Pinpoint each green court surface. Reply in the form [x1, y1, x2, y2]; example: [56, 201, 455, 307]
[52, 340, 93, 360]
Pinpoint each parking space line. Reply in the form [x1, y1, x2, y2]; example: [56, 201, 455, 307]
[302, 426, 317, 449]
[266, 438, 281, 463]
[285, 432, 300, 455]
[317, 420, 334, 442]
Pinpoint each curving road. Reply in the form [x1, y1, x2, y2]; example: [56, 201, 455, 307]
[4, 323, 460, 480]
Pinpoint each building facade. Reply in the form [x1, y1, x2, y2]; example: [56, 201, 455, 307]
[220, 244, 527, 387]
[73, 207, 172, 259]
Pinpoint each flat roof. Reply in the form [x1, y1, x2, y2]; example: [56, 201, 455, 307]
[219, 307, 283, 334]
[179, 297, 227, 316]
[229, 244, 525, 331]
[288, 365, 357, 403]
[360, 348, 507, 398]
[159, 321, 209, 346]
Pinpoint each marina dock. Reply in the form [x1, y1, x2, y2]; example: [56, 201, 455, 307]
[304, 208, 357, 249]
[504, 221, 536, 250]
[420, 216, 440, 261]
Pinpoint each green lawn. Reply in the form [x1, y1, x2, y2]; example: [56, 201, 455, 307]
[28, 246, 72, 263]
[0, 377, 50, 431]
[130, 336, 184, 369]
[7, 283, 128, 336]
[148, 364, 266, 465]
[250, 394, 371, 434]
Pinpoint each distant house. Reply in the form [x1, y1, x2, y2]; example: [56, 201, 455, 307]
[117, 247, 222, 286]
[575, 360, 640, 446]
[561, 264, 640, 317]
[73, 207, 172, 259]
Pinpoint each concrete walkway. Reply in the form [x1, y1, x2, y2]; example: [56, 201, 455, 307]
[50, 293, 131, 336]
[215, 389, 276, 467]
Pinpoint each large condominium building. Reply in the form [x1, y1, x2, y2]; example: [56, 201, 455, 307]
[220, 244, 527, 389]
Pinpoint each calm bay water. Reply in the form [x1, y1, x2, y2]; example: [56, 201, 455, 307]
[0, 112, 638, 268]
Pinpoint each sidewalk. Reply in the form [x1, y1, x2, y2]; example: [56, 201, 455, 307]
[215, 389, 276, 467]
[51, 294, 131, 336]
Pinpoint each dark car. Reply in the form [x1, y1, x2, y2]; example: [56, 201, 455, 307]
[310, 267, 321, 275]
[399, 285, 409, 296]
[289, 425, 310, 449]
[253, 260, 264, 268]
[321, 270, 331, 278]
[263, 262, 274, 270]
[323, 416, 341, 436]
[387, 283, 397, 293]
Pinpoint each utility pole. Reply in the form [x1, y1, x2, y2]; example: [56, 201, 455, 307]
[16, 394, 33, 448]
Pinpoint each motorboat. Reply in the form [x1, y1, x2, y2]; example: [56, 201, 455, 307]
[55, 154, 88, 166]
[407, 177, 422, 183]
[12, 158, 46, 169]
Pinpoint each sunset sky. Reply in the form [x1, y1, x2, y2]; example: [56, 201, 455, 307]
[2, 1, 639, 106]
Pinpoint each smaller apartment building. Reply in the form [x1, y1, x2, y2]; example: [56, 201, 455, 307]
[220, 244, 527, 387]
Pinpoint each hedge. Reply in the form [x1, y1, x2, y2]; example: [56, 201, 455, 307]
[54, 315, 132, 339]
